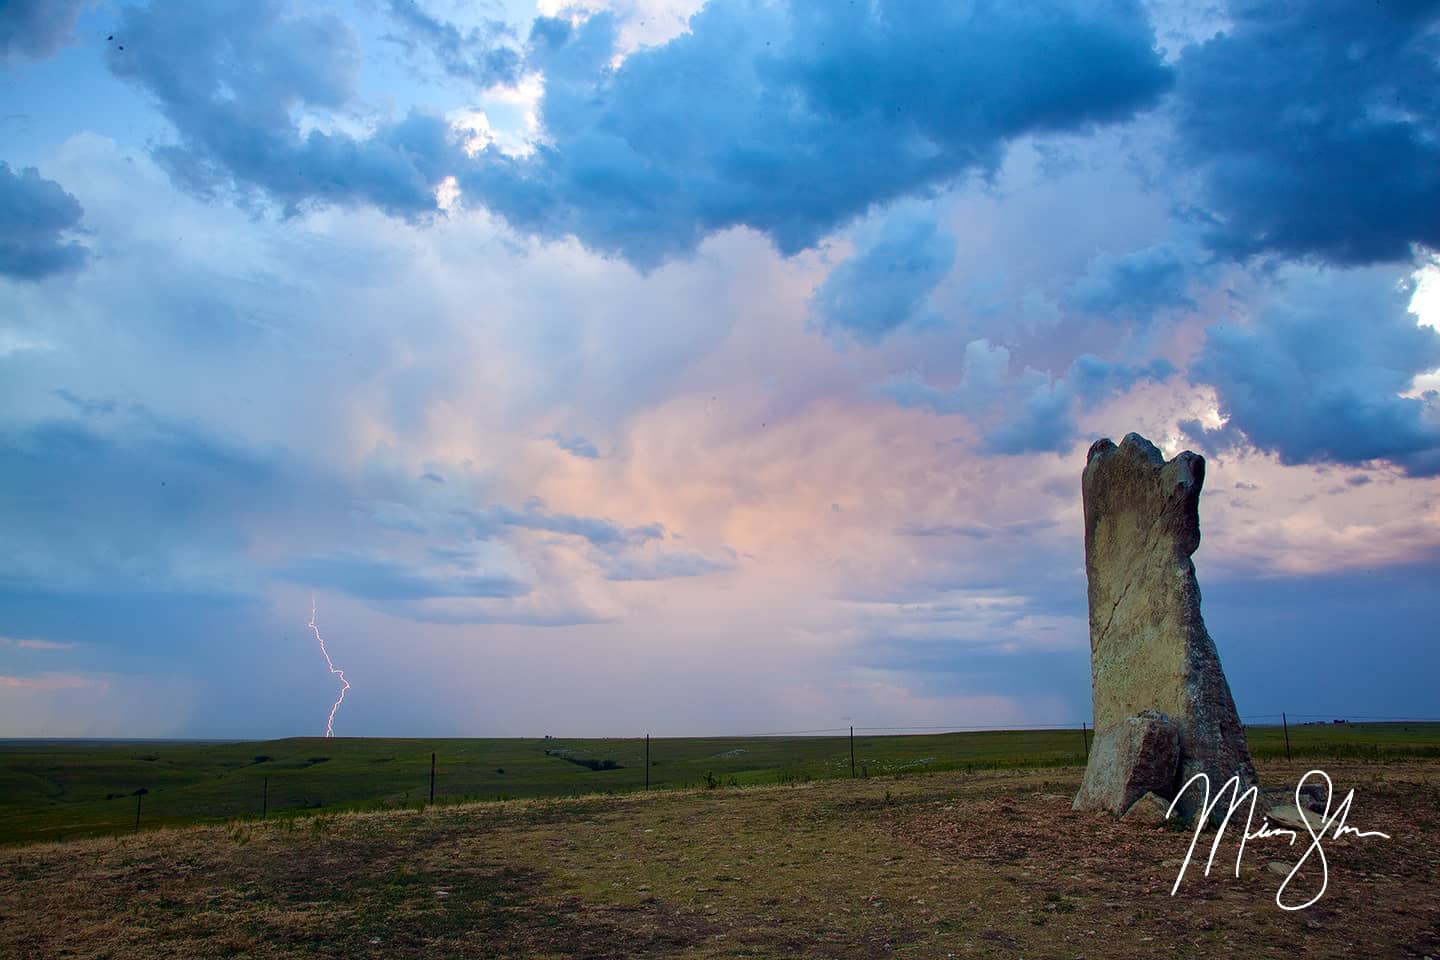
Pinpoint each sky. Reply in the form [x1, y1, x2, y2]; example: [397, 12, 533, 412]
[1, 0, 1438, 739]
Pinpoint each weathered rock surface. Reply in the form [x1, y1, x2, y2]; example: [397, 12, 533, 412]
[1072, 709, 1180, 816]
[1265, 805, 1325, 834]
[1075, 433, 1258, 821]
[1120, 791, 1174, 826]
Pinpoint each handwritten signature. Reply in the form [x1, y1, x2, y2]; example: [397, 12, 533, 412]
[1166, 769, 1391, 910]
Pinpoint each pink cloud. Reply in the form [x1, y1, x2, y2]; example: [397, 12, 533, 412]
[0, 636, 76, 651]
[0, 672, 101, 691]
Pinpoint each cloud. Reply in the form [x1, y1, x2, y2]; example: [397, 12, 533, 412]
[882, 339, 1013, 416]
[0, 404, 668, 636]
[0, 409, 287, 596]
[96, 0, 1170, 266]
[547, 431, 600, 458]
[0, 635, 75, 651]
[1186, 266, 1440, 475]
[1063, 353, 1177, 408]
[597, 544, 737, 581]
[1203, 558, 1440, 720]
[1172, 1, 1440, 265]
[108, 0, 461, 218]
[810, 206, 956, 344]
[1067, 241, 1201, 322]
[0, 672, 101, 691]
[882, 341, 1174, 454]
[0, 163, 89, 280]
[461, 0, 1172, 267]
[383, 0, 523, 88]
[462, 500, 664, 548]
[899, 519, 1058, 540]
[0, 666, 201, 737]
[279, 552, 530, 601]
[0, 0, 87, 62]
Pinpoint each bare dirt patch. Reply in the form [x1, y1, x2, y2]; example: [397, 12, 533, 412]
[1, 760, 1435, 958]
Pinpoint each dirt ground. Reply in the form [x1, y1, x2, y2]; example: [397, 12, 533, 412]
[1, 759, 1436, 959]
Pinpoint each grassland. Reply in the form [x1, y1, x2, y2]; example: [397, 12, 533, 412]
[1, 721, 1436, 847]
[1, 757, 1437, 959]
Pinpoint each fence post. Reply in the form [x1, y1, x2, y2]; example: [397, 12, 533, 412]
[262, 776, 268, 820]
[1081, 722, 1090, 760]
[1282, 712, 1292, 762]
[850, 726, 856, 778]
[133, 788, 147, 833]
[430, 752, 437, 805]
[645, 734, 650, 791]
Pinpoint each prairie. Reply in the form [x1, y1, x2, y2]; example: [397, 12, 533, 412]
[1, 756, 1437, 958]
[2, 722, 1436, 846]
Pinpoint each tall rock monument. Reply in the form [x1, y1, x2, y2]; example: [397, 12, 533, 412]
[1073, 433, 1257, 821]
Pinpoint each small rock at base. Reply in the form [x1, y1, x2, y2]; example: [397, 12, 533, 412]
[1267, 862, 1293, 876]
[1266, 805, 1324, 833]
[1120, 791, 1173, 826]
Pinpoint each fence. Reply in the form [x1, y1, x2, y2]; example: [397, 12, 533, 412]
[5, 713, 1438, 845]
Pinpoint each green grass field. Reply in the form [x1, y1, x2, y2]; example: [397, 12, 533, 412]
[2, 721, 1436, 846]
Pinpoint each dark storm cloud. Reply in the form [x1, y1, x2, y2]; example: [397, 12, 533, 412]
[1067, 242, 1201, 323]
[109, 0, 1170, 265]
[859, 643, 1090, 703]
[0, 584, 268, 676]
[0, 408, 289, 668]
[0, 411, 278, 582]
[0, 0, 87, 62]
[1203, 558, 1440, 718]
[0, 163, 89, 280]
[1185, 268, 1440, 475]
[810, 208, 956, 344]
[1173, 0, 1440, 266]
[383, 0, 522, 88]
[107, 0, 462, 218]
[463, 0, 1172, 268]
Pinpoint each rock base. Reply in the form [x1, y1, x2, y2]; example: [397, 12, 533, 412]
[1073, 710, 1180, 816]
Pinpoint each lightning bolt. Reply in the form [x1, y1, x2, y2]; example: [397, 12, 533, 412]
[308, 594, 350, 737]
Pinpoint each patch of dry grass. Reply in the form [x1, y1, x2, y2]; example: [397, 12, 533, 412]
[1, 760, 1436, 958]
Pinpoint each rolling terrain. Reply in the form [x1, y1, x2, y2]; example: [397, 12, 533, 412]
[1, 722, 1435, 846]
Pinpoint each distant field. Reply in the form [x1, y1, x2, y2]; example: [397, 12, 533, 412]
[1, 722, 1436, 846]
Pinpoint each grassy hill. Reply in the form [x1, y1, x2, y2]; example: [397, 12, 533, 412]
[1, 722, 1436, 846]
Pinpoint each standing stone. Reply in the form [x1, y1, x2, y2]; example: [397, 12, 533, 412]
[1075, 433, 1257, 821]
